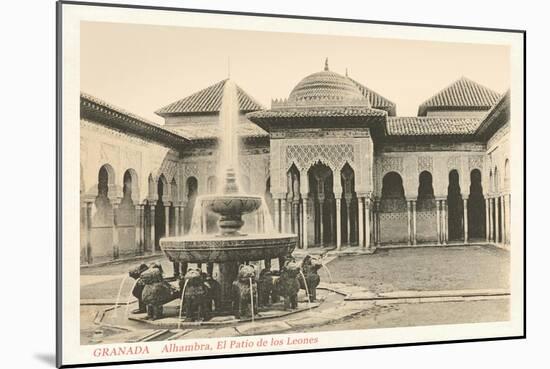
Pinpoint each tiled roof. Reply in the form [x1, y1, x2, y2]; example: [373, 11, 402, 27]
[167, 121, 268, 140]
[82, 92, 164, 128]
[348, 77, 396, 115]
[418, 77, 501, 116]
[475, 90, 510, 138]
[80, 92, 190, 148]
[387, 117, 482, 136]
[248, 107, 387, 120]
[156, 79, 264, 116]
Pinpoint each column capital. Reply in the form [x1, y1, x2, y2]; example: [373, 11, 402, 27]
[406, 197, 417, 202]
[110, 198, 122, 207]
[81, 194, 96, 204]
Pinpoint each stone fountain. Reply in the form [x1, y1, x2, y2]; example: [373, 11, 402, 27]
[160, 80, 297, 308]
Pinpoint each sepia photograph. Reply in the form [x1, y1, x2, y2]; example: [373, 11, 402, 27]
[57, 2, 525, 366]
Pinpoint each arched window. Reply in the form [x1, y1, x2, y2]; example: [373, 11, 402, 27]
[468, 169, 486, 240]
[447, 170, 464, 241]
[417, 171, 435, 211]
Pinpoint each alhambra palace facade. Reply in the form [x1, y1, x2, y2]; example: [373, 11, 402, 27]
[79, 61, 510, 264]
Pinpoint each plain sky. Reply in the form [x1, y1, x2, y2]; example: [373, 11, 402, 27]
[81, 21, 510, 124]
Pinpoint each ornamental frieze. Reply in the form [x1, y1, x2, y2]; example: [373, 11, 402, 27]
[183, 163, 199, 178]
[285, 143, 355, 172]
[469, 156, 484, 171]
[379, 157, 403, 175]
[272, 128, 369, 139]
[447, 156, 461, 171]
[417, 156, 433, 173]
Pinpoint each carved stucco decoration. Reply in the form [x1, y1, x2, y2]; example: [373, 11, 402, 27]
[183, 163, 199, 179]
[447, 156, 462, 171]
[417, 156, 433, 173]
[379, 157, 404, 176]
[285, 143, 355, 173]
[469, 156, 484, 171]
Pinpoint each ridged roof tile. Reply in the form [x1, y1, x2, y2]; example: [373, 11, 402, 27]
[387, 117, 481, 136]
[418, 77, 501, 116]
[156, 79, 263, 116]
[167, 121, 267, 140]
[348, 77, 396, 115]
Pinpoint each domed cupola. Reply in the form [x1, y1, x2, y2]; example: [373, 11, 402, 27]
[247, 59, 387, 132]
[275, 58, 370, 109]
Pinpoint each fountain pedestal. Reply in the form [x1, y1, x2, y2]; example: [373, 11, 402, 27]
[218, 262, 239, 308]
[160, 80, 298, 317]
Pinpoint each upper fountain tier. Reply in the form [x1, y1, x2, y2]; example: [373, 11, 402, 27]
[202, 167, 262, 236]
[159, 77, 297, 264]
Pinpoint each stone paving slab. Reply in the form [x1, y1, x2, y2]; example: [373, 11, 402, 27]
[167, 329, 192, 340]
[81, 274, 123, 287]
[182, 327, 240, 339]
[378, 288, 510, 299]
[81, 298, 137, 306]
[236, 321, 292, 335]
[345, 288, 509, 302]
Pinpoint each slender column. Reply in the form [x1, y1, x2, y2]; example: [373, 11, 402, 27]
[301, 196, 309, 249]
[112, 202, 120, 259]
[406, 201, 412, 246]
[180, 202, 187, 235]
[374, 200, 380, 246]
[507, 194, 511, 244]
[364, 199, 371, 249]
[495, 197, 501, 243]
[135, 204, 142, 254]
[164, 204, 170, 238]
[488, 197, 494, 242]
[293, 201, 300, 236]
[281, 199, 287, 233]
[504, 195, 507, 244]
[412, 200, 417, 245]
[345, 196, 352, 245]
[463, 197, 468, 244]
[441, 200, 447, 245]
[358, 197, 365, 248]
[336, 197, 342, 250]
[499, 195, 505, 244]
[149, 205, 156, 252]
[319, 197, 325, 246]
[485, 198, 491, 242]
[274, 199, 280, 233]
[85, 201, 93, 264]
[174, 204, 180, 236]
[436, 200, 441, 245]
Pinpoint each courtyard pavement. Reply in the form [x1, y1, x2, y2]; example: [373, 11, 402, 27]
[80, 245, 509, 301]
[317, 245, 509, 293]
[79, 244, 510, 343]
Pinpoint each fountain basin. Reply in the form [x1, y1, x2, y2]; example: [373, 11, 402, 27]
[201, 194, 263, 235]
[160, 233, 297, 263]
[202, 194, 262, 216]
